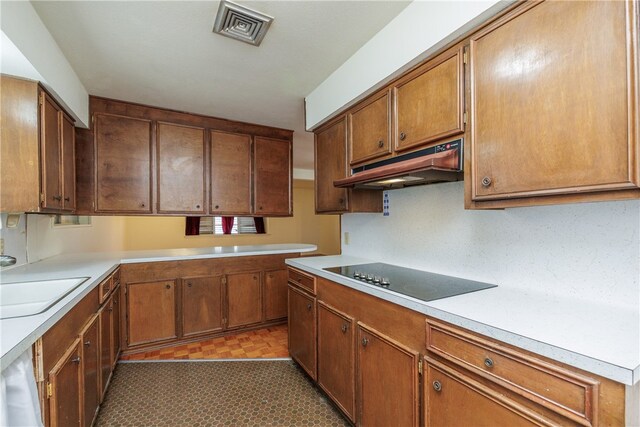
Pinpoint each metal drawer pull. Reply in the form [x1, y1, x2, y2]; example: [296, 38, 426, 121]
[481, 176, 492, 187]
[71, 356, 81, 364]
[377, 140, 384, 148]
[166, 284, 171, 289]
[484, 357, 494, 368]
[433, 381, 442, 392]
[361, 337, 369, 347]
[306, 303, 312, 311]
[399, 132, 406, 141]
[84, 341, 91, 347]
[341, 324, 348, 333]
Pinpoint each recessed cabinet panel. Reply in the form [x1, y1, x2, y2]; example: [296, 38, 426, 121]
[157, 122, 206, 214]
[61, 114, 76, 211]
[254, 137, 292, 216]
[95, 114, 152, 212]
[99, 298, 112, 397]
[288, 284, 317, 380]
[227, 272, 262, 328]
[394, 48, 464, 152]
[349, 91, 390, 166]
[182, 276, 224, 336]
[470, 0, 637, 201]
[126, 280, 177, 346]
[264, 269, 288, 321]
[315, 118, 349, 213]
[111, 286, 121, 367]
[210, 130, 252, 215]
[49, 339, 82, 427]
[80, 316, 99, 427]
[41, 93, 62, 210]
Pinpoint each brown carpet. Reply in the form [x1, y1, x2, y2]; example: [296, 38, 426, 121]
[95, 360, 350, 426]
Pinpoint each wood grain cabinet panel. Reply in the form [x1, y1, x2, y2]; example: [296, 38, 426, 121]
[41, 92, 63, 210]
[80, 315, 99, 427]
[315, 117, 349, 213]
[470, 0, 639, 202]
[61, 114, 76, 211]
[157, 122, 206, 214]
[394, 47, 464, 153]
[317, 302, 356, 423]
[48, 339, 82, 427]
[111, 285, 121, 368]
[254, 137, 292, 216]
[288, 284, 317, 380]
[357, 323, 419, 427]
[227, 272, 262, 328]
[210, 130, 252, 215]
[349, 91, 391, 166]
[126, 280, 177, 347]
[99, 297, 113, 397]
[95, 114, 152, 212]
[182, 276, 224, 336]
[264, 269, 288, 321]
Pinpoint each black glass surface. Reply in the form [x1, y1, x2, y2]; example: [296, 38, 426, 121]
[324, 263, 496, 302]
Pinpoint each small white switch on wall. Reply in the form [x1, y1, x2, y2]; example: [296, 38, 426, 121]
[344, 232, 350, 245]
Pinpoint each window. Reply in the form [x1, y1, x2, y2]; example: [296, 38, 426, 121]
[53, 215, 92, 227]
[199, 217, 262, 235]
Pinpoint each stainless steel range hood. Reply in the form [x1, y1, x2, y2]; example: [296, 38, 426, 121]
[334, 139, 463, 190]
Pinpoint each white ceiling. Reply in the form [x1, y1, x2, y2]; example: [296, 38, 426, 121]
[31, 1, 411, 171]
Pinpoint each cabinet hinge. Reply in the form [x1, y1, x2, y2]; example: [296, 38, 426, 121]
[418, 359, 423, 375]
[463, 51, 468, 65]
[40, 193, 45, 204]
[222, 276, 227, 286]
[463, 112, 468, 124]
[46, 382, 52, 399]
[39, 93, 44, 106]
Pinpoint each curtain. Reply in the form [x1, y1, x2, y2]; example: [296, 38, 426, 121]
[254, 217, 265, 234]
[185, 217, 201, 236]
[222, 216, 235, 234]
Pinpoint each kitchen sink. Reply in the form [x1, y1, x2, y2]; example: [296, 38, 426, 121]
[0, 277, 90, 319]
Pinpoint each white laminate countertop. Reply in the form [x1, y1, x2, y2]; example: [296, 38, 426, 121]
[286, 255, 640, 386]
[0, 244, 316, 370]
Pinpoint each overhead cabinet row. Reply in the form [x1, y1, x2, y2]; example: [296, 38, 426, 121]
[76, 97, 292, 216]
[314, 0, 640, 211]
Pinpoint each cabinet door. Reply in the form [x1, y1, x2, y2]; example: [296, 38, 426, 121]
[470, 0, 638, 201]
[349, 91, 390, 166]
[394, 47, 464, 152]
[227, 272, 262, 328]
[126, 280, 177, 347]
[61, 114, 76, 211]
[182, 276, 224, 336]
[254, 137, 292, 216]
[317, 302, 355, 422]
[111, 286, 121, 368]
[157, 122, 206, 214]
[425, 358, 543, 427]
[264, 269, 287, 321]
[95, 113, 152, 212]
[49, 339, 82, 427]
[288, 285, 316, 380]
[357, 323, 419, 427]
[210, 130, 252, 215]
[99, 298, 113, 397]
[80, 315, 99, 427]
[40, 91, 62, 210]
[315, 118, 349, 213]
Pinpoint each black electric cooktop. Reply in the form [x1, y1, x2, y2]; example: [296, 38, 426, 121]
[323, 263, 497, 303]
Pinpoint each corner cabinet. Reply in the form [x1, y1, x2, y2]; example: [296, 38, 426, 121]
[468, 0, 640, 208]
[0, 76, 76, 213]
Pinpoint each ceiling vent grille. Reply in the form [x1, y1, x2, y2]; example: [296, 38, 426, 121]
[213, 0, 273, 46]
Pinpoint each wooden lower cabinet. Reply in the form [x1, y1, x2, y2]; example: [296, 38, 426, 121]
[264, 269, 288, 321]
[48, 339, 82, 427]
[126, 280, 177, 347]
[80, 315, 100, 427]
[111, 286, 121, 368]
[227, 272, 262, 328]
[182, 275, 224, 336]
[357, 323, 420, 427]
[99, 297, 113, 397]
[317, 302, 355, 422]
[288, 284, 317, 380]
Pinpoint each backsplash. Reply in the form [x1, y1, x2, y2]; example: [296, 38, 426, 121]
[341, 181, 640, 308]
[0, 214, 28, 267]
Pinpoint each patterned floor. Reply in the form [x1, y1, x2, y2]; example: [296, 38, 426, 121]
[120, 325, 289, 361]
[95, 361, 350, 426]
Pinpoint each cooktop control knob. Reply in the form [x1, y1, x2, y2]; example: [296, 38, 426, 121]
[381, 277, 390, 287]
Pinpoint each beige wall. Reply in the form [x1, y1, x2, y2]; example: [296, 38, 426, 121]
[123, 180, 341, 255]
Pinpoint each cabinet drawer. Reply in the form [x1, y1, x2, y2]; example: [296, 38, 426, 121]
[426, 320, 598, 426]
[98, 276, 112, 304]
[288, 267, 316, 295]
[112, 268, 120, 288]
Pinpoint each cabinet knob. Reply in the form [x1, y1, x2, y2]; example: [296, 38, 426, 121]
[64, 197, 70, 202]
[84, 341, 91, 347]
[341, 324, 348, 333]
[187, 282, 192, 287]
[377, 140, 384, 148]
[253, 276, 257, 280]
[196, 204, 201, 209]
[108, 306, 113, 312]
[361, 337, 369, 347]
[306, 303, 312, 311]
[433, 380, 442, 392]
[215, 204, 219, 209]
[268, 274, 273, 279]
[258, 206, 263, 210]
[166, 284, 171, 289]
[484, 357, 494, 368]
[399, 132, 406, 141]
[481, 177, 492, 187]
[53, 195, 62, 201]
[338, 198, 344, 204]
[71, 356, 81, 364]
[140, 202, 146, 208]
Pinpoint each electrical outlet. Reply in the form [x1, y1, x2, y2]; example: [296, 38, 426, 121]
[343, 232, 350, 245]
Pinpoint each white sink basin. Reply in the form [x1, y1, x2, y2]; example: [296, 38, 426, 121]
[0, 277, 89, 319]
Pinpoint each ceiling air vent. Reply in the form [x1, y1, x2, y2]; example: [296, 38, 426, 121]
[213, 0, 273, 46]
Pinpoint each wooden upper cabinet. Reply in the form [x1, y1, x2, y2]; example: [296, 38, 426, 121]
[470, 0, 639, 202]
[95, 113, 152, 213]
[61, 114, 76, 211]
[181, 275, 224, 336]
[41, 92, 63, 210]
[254, 136, 292, 216]
[126, 280, 177, 347]
[349, 90, 391, 165]
[157, 122, 205, 214]
[227, 272, 262, 328]
[315, 117, 349, 213]
[210, 130, 252, 215]
[394, 47, 464, 153]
